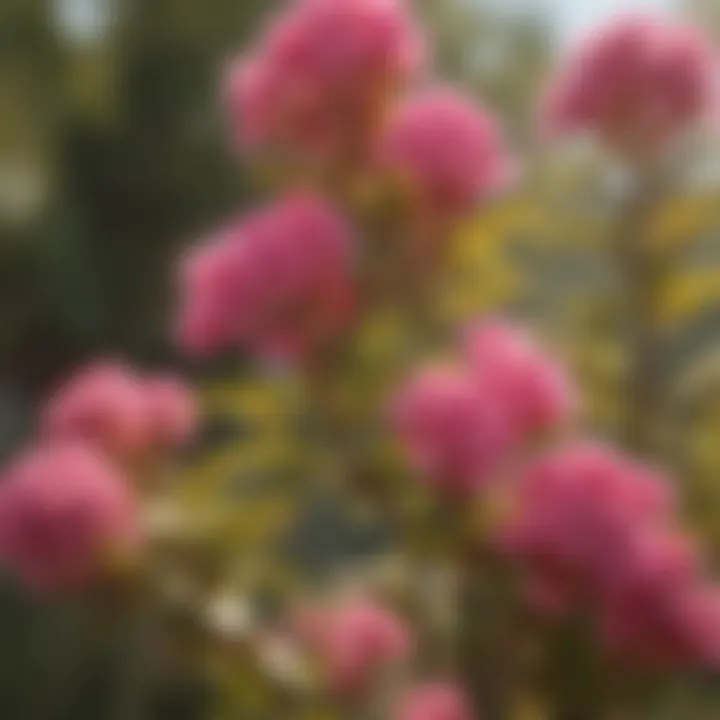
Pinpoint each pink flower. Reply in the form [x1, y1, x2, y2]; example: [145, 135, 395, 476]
[390, 364, 510, 496]
[542, 15, 714, 156]
[500, 440, 720, 668]
[600, 529, 720, 669]
[175, 228, 249, 357]
[297, 598, 412, 694]
[43, 362, 197, 463]
[225, 0, 426, 162]
[43, 361, 149, 461]
[391, 320, 573, 495]
[378, 87, 511, 216]
[395, 683, 473, 720]
[143, 376, 198, 450]
[177, 194, 356, 362]
[464, 320, 576, 441]
[498, 443, 675, 614]
[678, 587, 720, 667]
[0, 443, 139, 594]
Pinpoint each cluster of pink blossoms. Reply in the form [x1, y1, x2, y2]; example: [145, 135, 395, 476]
[44, 360, 197, 466]
[543, 15, 715, 157]
[296, 598, 412, 694]
[499, 443, 720, 669]
[180, 0, 511, 363]
[0, 444, 139, 594]
[378, 88, 510, 217]
[393, 319, 720, 671]
[391, 320, 575, 496]
[226, 0, 426, 162]
[0, 362, 196, 594]
[177, 194, 356, 361]
[293, 597, 470, 720]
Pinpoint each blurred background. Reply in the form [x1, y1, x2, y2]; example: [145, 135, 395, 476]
[1, 0, 719, 718]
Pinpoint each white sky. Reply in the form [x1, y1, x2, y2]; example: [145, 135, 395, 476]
[523, 0, 678, 44]
[54, 0, 680, 46]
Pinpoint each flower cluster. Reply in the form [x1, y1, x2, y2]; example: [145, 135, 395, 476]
[0, 443, 139, 594]
[44, 360, 197, 466]
[292, 597, 470, 719]
[296, 598, 412, 694]
[543, 15, 714, 158]
[182, 0, 512, 364]
[464, 321, 576, 440]
[225, 0, 426, 162]
[391, 320, 575, 496]
[393, 313, 720, 672]
[177, 194, 356, 361]
[391, 363, 510, 496]
[0, 361, 196, 595]
[499, 443, 720, 669]
[378, 88, 510, 217]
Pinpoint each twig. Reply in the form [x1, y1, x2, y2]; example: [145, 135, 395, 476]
[612, 175, 666, 456]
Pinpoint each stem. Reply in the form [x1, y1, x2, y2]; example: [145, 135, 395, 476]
[456, 531, 515, 720]
[109, 601, 161, 720]
[546, 614, 609, 720]
[613, 177, 665, 456]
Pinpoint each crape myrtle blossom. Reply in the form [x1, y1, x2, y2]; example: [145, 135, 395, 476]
[177, 193, 357, 362]
[542, 15, 715, 157]
[43, 360, 197, 465]
[225, 0, 426, 164]
[378, 87, 512, 218]
[464, 320, 576, 440]
[391, 320, 574, 496]
[390, 362, 511, 496]
[0, 443, 140, 595]
[294, 597, 412, 695]
[499, 442, 720, 669]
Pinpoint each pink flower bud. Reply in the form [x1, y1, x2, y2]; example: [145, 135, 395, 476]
[542, 15, 714, 157]
[378, 87, 511, 216]
[0, 443, 139, 594]
[177, 194, 356, 362]
[391, 364, 510, 496]
[464, 320, 576, 441]
[395, 683, 473, 720]
[225, 0, 426, 162]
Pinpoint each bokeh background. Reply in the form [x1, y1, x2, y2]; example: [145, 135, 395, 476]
[2, 1, 720, 718]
